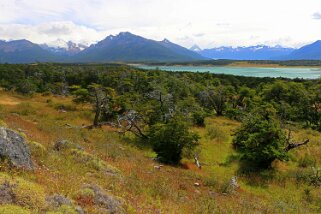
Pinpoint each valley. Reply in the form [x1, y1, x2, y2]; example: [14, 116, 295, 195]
[0, 64, 320, 213]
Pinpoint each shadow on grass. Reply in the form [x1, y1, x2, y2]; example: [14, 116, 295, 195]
[236, 160, 277, 188]
[121, 133, 151, 150]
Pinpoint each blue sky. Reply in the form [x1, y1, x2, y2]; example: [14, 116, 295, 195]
[1, 0, 321, 48]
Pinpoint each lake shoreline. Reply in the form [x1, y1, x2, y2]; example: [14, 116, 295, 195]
[130, 62, 321, 69]
[134, 65, 321, 79]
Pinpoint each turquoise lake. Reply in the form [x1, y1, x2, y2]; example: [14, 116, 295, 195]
[136, 65, 321, 79]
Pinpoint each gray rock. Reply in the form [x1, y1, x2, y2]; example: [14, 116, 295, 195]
[83, 184, 125, 214]
[0, 127, 33, 170]
[75, 206, 85, 214]
[46, 194, 72, 208]
[53, 140, 83, 151]
[46, 194, 85, 214]
[0, 181, 16, 204]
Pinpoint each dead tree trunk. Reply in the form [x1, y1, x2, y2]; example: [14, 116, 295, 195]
[285, 139, 310, 152]
[284, 130, 310, 152]
[194, 155, 202, 169]
[90, 85, 108, 128]
[93, 98, 101, 127]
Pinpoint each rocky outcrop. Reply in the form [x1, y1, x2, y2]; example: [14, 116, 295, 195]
[46, 194, 84, 214]
[0, 127, 33, 170]
[46, 194, 73, 208]
[75, 184, 126, 213]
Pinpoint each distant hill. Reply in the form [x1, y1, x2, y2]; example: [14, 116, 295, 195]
[283, 40, 321, 60]
[194, 45, 295, 60]
[72, 32, 206, 62]
[0, 40, 59, 63]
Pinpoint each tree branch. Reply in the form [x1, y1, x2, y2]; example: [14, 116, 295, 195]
[284, 139, 310, 152]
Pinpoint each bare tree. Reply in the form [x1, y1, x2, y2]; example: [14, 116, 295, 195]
[117, 110, 148, 139]
[88, 84, 113, 128]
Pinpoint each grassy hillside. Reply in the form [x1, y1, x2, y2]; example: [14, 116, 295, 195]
[0, 90, 321, 213]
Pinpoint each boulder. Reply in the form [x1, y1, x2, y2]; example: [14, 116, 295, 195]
[90, 185, 124, 213]
[46, 194, 84, 214]
[46, 194, 72, 208]
[75, 184, 125, 213]
[0, 127, 33, 170]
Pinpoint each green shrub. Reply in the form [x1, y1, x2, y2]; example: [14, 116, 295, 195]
[15, 80, 37, 95]
[28, 141, 47, 158]
[225, 108, 244, 121]
[192, 111, 206, 127]
[294, 168, 321, 187]
[70, 149, 119, 174]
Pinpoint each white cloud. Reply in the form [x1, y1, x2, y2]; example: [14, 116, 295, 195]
[0, 0, 321, 48]
[0, 22, 107, 45]
[313, 12, 321, 20]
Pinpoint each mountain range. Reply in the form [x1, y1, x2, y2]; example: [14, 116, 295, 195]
[0, 39, 58, 63]
[0, 32, 321, 63]
[194, 45, 295, 60]
[0, 32, 206, 63]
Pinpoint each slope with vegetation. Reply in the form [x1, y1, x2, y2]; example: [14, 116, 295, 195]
[0, 64, 320, 213]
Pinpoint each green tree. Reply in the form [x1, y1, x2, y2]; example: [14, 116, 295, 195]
[16, 79, 37, 95]
[70, 86, 91, 104]
[148, 119, 199, 165]
[199, 85, 235, 116]
[233, 105, 309, 169]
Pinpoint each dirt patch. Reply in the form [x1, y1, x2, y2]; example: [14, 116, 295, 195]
[0, 97, 20, 106]
[5, 115, 53, 145]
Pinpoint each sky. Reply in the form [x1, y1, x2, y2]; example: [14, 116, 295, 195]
[0, 0, 321, 49]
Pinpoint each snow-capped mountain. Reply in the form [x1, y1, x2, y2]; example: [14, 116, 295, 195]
[195, 45, 296, 60]
[189, 45, 202, 52]
[40, 39, 89, 56]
